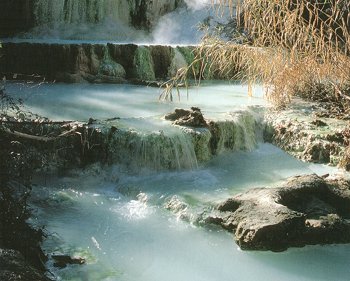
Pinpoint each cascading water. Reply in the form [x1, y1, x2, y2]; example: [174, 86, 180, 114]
[9, 82, 266, 171]
[4, 0, 229, 44]
[33, 0, 133, 25]
[29, 0, 150, 41]
[211, 110, 263, 155]
[108, 122, 199, 171]
[29, 143, 349, 281]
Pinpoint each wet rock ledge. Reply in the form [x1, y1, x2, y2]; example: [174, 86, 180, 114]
[0, 42, 199, 84]
[265, 100, 349, 168]
[205, 174, 350, 251]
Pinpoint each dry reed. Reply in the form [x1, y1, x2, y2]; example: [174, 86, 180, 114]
[162, 0, 350, 107]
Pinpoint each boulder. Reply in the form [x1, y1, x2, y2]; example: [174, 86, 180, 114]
[164, 107, 208, 127]
[205, 174, 350, 251]
[52, 254, 85, 268]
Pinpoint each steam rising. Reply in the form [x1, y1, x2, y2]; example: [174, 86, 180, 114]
[184, 0, 211, 11]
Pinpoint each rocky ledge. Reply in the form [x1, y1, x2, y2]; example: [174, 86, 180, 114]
[265, 100, 349, 168]
[0, 43, 201, 84]
[204, 174, 350, 251]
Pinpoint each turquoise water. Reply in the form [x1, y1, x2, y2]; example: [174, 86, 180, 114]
[8, 82, 266, 121]
[21, 82, 350, 281]
[29, 144, 349, 281]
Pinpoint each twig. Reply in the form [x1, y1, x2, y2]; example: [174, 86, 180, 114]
[0, 120, 74, 125]
[2, 127, 78, 142]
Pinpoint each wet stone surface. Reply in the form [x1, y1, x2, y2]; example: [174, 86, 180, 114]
[265, 100, 349, 168]
[203, 174, 350, 251]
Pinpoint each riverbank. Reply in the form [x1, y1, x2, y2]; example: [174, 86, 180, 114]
[0, 136, 49, 280]
[265, 98, 349, 170]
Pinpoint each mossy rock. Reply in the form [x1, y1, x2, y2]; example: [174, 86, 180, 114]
[132, 46, 155, 81]
[99, 61, 126, 78]
[177, 46, 196, 65]
[150, 45, 174, 79]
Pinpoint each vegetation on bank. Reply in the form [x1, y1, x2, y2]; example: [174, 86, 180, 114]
[0, 81, 49, 274]
[0, 77, 103, 277]
[164, 0, 350, 108]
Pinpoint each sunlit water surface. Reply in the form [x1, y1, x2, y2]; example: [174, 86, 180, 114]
[16, 82, 350, 281]
[8, 82, 266, 121]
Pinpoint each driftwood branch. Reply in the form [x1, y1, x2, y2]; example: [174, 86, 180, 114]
[0, 120, 74, 125]
[2, 127, 78, 142]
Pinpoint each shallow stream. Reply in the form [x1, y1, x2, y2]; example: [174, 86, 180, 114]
[11, 82, 350, 281]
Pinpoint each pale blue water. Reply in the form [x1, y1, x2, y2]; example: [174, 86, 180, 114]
[8, 82, 266, 121]
[29, 144, 349, 281]
[22, 82, 350, 281]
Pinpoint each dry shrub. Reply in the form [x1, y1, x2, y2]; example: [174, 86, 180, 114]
[162, 0, 350, 107]
[214, 0, 350, 105]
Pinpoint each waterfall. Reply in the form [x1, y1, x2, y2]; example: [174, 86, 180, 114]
[34, 0, 131, 26]
[105, 108, 264, 172]
[210, 109, 264, 155]
[108, 126, 198, 172]
[11, 0, 229, 43]
[29, 0, 185, 41]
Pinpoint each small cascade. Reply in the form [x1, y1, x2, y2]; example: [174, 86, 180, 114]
[103, 108, 264, 172]
[0, 0, 231, 44]
[209, 109, 264, 155]
[31, 0, 143, 40]
[33, 0, 182, 28]
[108, 125, 198, 171]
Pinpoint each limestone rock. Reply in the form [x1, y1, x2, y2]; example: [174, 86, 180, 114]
[164, 195, 192, 221]
[99, 61, 126, 78]
[150, 46, 174, 79]
[0, 42, 196, 84]
[206, 174, 350, 251]
[265, 100, 348, 167]
[164, 107, 208, 127]
[52, 254, 85, 268]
